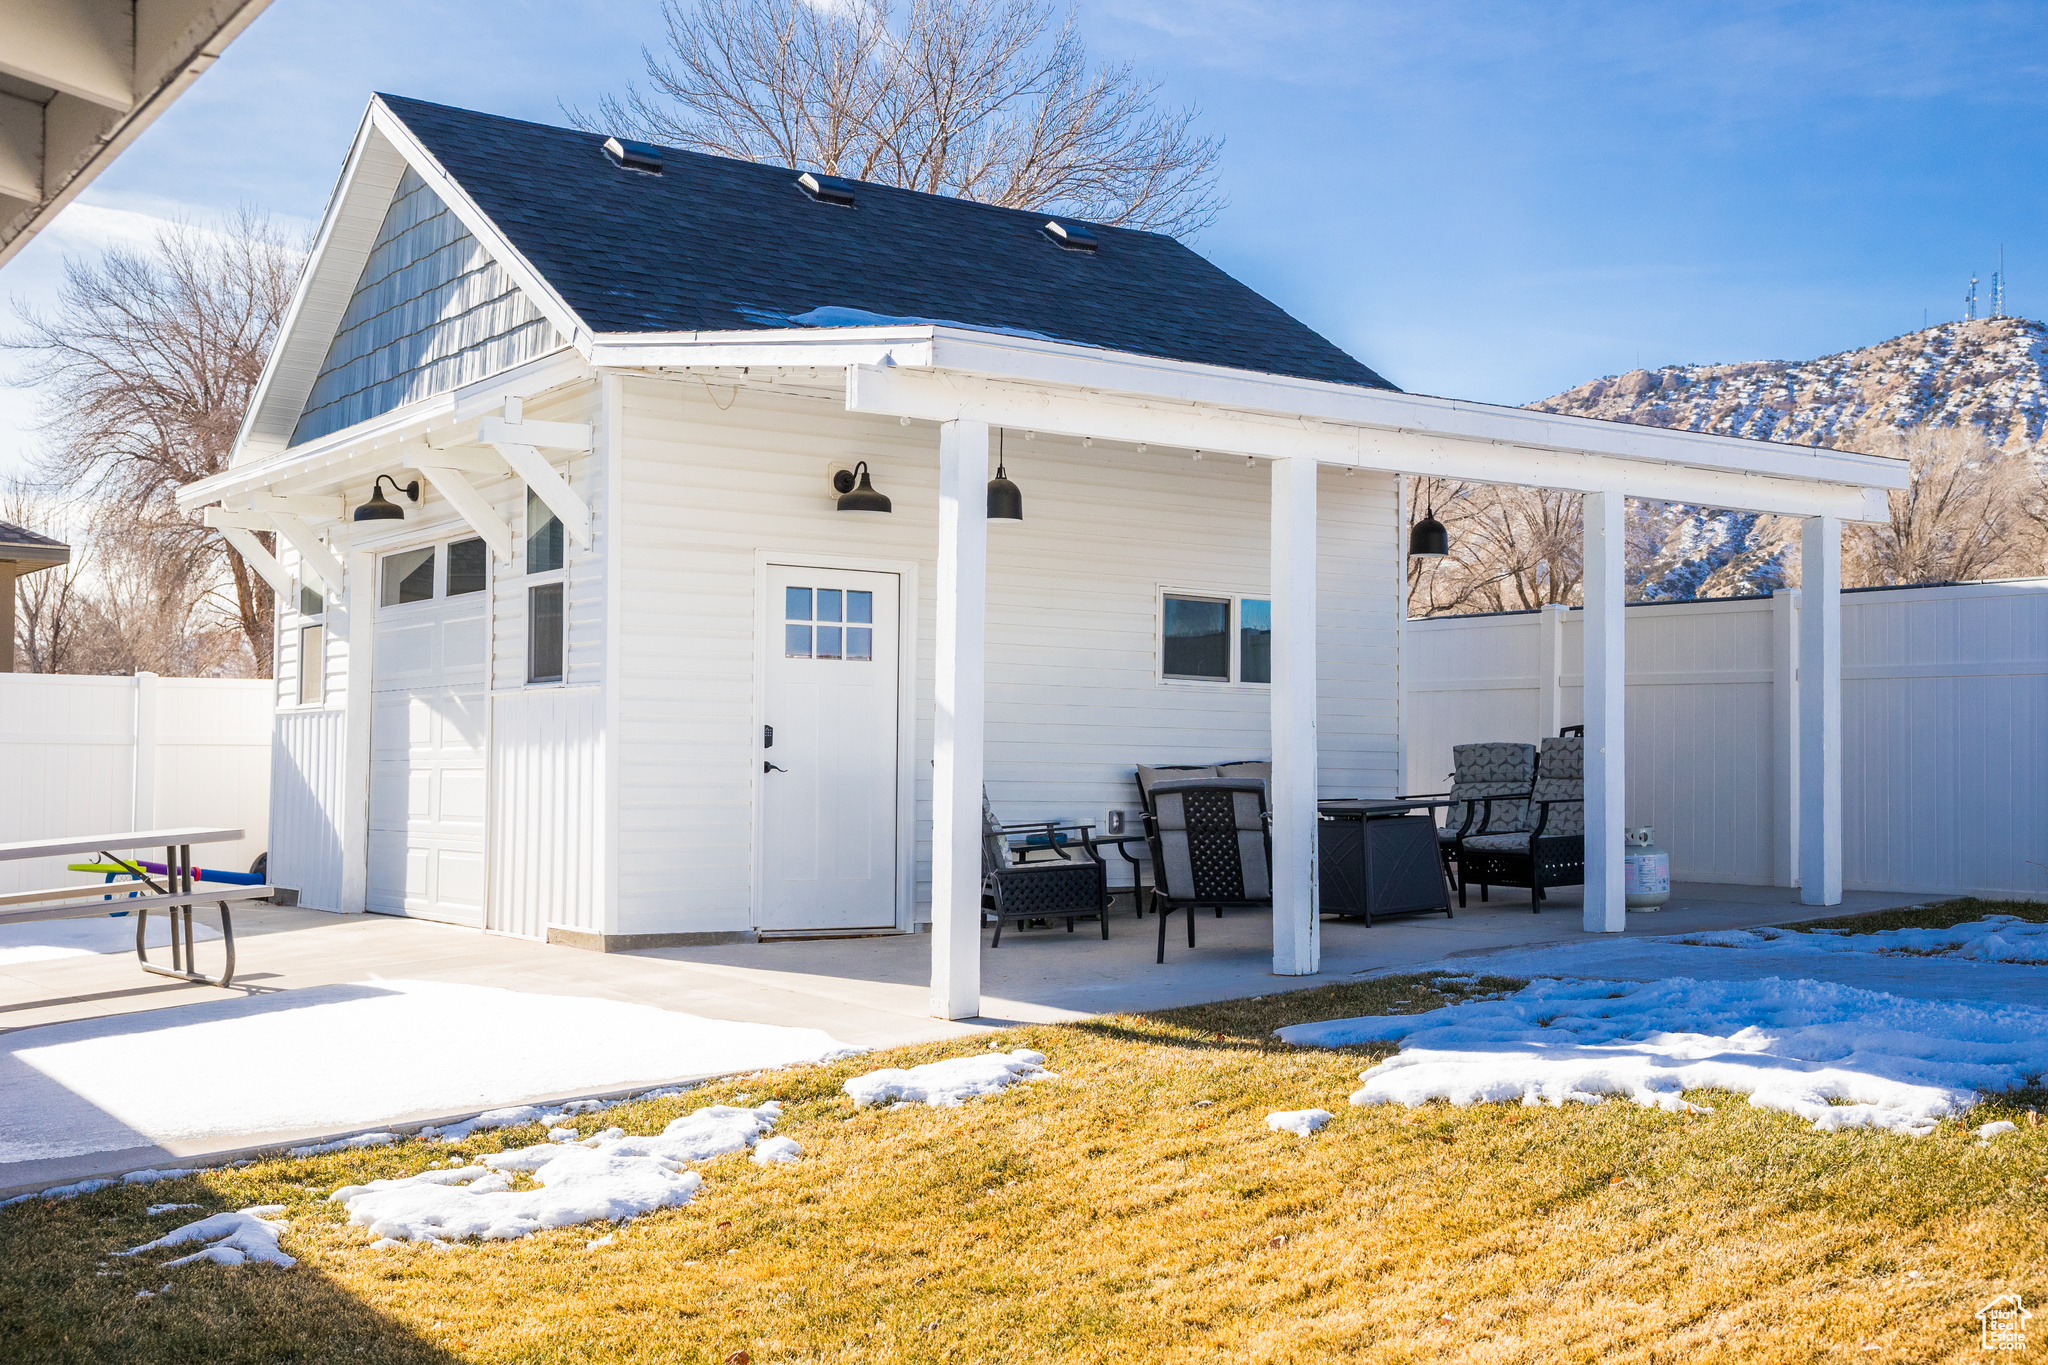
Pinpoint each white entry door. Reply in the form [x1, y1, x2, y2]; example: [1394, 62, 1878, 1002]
[368, 539, 490, 926]
[760, 565, 900, 931]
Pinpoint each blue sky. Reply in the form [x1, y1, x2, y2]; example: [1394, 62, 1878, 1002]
[5, 0, 2044, 474]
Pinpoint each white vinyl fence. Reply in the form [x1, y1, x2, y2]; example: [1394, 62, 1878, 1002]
[1405, 580, 2048, 900]
[0, 672, 273, 897]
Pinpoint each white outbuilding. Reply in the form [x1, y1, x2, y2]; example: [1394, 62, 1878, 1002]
[176, 95, 1906, 1018]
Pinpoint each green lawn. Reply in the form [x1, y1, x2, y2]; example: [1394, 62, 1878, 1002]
[2, 905, 2044, 1362]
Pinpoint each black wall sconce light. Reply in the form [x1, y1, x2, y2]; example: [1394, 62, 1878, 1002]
[353, 474, 420, 522]
[833, 461, 892, 513]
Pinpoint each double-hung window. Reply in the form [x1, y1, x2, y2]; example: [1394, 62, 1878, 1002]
[526, 488, 566, 684]
[295, 577, 325, 706]
[1159, 590, 1271, 686]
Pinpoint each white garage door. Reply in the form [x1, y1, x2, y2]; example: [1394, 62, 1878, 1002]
[369, 538, 490, 925]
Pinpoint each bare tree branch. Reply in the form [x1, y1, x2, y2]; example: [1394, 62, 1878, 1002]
[3, 208, 302, 674]
[576, 0, 1223, 235]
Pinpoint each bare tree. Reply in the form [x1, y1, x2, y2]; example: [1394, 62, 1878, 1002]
[1843, 424, 2048, 588]
[3, 209, 300, 674]
[5, 482, 87, 673]
[1407, 481, 1584, 617]
[587, 0, 1223, 235]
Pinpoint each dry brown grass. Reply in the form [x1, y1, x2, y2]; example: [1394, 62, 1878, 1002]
[2, 971, 2043, 1363]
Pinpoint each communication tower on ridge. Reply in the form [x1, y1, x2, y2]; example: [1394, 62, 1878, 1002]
[1966, 275, 1979, 321]
[1992, 247, 2006, 319]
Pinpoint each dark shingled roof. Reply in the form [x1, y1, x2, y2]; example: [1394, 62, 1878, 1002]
[379, 95, 1395, 392]
[0, 518, 69, 568]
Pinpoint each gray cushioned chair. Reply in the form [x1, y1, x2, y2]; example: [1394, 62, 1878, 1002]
[1142, 779, 1272, 963]
[1454, 735, 1584, 912]
[982, 793, 1111, 945]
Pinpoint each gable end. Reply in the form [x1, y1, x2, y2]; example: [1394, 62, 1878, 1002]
[291, 167, 563, 446]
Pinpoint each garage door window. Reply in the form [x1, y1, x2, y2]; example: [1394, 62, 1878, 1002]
[382, 546, 435, 606]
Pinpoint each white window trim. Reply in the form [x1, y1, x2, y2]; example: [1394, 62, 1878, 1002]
[524, 571, 569, 687]
[1155, 585, 1272, 690]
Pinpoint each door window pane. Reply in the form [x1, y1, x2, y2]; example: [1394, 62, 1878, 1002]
[298, 581, 323, 618]
[298, 625, 323, 704]
[529, 583, 564, 682]
[784, 624, 812, 657]
[784, 587, 812, 620]
[381, 547, 435, 606]
[1162, 595, 1230, 680]
[846, 627, 873, 660]
[527, 489, 564, 573]
[816, 589, 842, 622]
[816, 625, 843, 658]
[847, 590, 872, 624]
[1240, 598, 1272, 685]
[447, 538, 487, 596]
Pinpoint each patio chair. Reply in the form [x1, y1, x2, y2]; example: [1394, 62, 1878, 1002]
[1431, 742, 1538, 891]
[1131, 760, 1270, 918]
[1143, 779, 1272, 964]
[983, 793, 1112, 945]
[1453, 735, 1584, 912]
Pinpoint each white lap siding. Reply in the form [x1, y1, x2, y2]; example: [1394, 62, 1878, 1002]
[614, 375, 1402, 939]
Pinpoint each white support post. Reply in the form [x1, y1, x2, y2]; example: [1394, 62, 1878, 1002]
[1799, 518, 1843, 905]
[1581, 491, 1627, 932]
[1535, 602, 1568, 742]
[931, 420, 988, 1020]
[1271, 455, 1320, 976]
[1771, 588, 1801, 888]
[338, 548, 375, 914]
[132, 671, 159, 832]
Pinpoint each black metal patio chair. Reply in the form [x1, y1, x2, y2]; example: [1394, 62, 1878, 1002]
[1426, 741, 1538, 894]
[983, 794, 1112, 945]
[1142, 778, 1272, 963]
[1453, 735, 1585, 912]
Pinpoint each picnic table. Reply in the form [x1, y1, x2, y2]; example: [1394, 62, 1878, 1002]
[0, 829, 273, 988]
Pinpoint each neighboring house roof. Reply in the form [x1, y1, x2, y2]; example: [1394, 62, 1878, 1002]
[375, 95, 1392, 392]
[0, 519, 70, 572]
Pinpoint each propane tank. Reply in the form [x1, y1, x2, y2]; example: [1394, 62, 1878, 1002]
[1624, 826, 1671, 909]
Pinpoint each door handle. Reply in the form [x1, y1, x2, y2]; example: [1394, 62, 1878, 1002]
[764, 762, 788, 774]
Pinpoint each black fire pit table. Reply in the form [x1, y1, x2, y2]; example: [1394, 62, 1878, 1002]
[1316, 799, 1455, 925]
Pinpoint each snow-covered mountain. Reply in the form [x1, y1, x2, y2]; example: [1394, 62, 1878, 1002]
[1530, 316, 2048, 453]
[1525, 317, 2047, 599]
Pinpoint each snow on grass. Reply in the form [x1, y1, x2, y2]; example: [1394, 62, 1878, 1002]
[1276, 976, 2048, 1136]
[2, 978, 857, 1165]
[146, 1204, 200, 1216]
[1265, 1110, 1334, 1136]
[751, 1136, 801, 1165]
[1977, 1121, 2019, 1142]
[329, 1103, 786, 1244]
[120, 1168, 199, 1185]
[1669, 915, 2048, 964]
[843, 1049, 1051, 1107]
[286, 1132, 399, 1158]
[119, 1206, 294, 1269]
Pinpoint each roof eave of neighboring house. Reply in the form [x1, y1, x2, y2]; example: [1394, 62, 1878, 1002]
[0, 539, 70, 573]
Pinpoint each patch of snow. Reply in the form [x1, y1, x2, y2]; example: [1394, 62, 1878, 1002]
[146, 1203, 201, 1216]
[120, 1206, 293, 1269]
[1669, 915, 2048, 965]
[1977, 1120, 2018, 1141]
[751, 1136, 801, 1165]
[586, 1233, 615, 1249]
[844, 1049, 1052, 1107]
[368, 1237, 405, 1250]
[1265, 1109, 1334, 1136]
[121, 1168, 199, 1186]
[738, 304, 1088, 347]
[548, 1127, 579, 1142]
[329, 1103, 784, 1244]
[286, 1131, 401, 1159]
[1, 977, 860, 1167]
[0, 913, 220, 966]
[0, 1177, 113, 1208]
[1276, 976, 2048, 1136]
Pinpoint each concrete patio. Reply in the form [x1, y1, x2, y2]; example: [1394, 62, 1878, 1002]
[0, 881, 1932, 1198]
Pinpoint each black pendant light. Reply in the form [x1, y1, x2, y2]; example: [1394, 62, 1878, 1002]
[987, 429, 1023, 521]
[833, 461, 892, 513]
[1407, 490, 1449, 559]
[353, 474, 419, 522]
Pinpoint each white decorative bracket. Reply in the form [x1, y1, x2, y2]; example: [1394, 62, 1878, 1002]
[414, 463, 514, 561]
[426, 401, 594, 550]
[201, 508, 292, 597]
